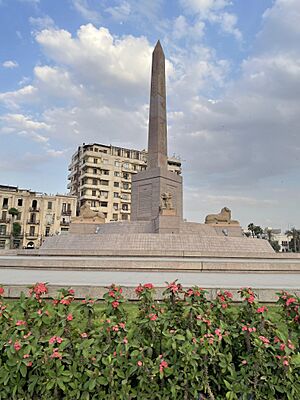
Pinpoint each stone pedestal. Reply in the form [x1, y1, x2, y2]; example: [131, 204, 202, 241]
[131, 166, 183, 222]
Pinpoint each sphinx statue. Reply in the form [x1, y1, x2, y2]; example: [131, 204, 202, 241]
[72, 202, 105, 223]
[160, 192, 174, 210]
[205, 207, 239, 225]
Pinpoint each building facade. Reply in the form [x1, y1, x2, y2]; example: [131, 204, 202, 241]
[0, 185, 77, 249]
[68, 143, 182, 221]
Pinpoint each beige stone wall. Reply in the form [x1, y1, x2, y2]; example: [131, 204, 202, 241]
[68, 143, 181, 222]
[0, 186, 77, 249]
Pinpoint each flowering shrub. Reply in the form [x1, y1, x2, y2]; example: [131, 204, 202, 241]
[0, 283, 299, 399]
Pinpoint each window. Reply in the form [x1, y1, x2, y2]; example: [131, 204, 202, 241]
[91, 200, 98, 207]
[113, 192, 119, 198]
[121, 214, 128, 221]
[0, 225, 7, 235]
[2, 198, 8, 209]
[100, 191, 108, 198]
[103, 213, 107, 218]
[45, 226, 50, 237]
[0, 240, 5, 249]
[102, 159, 109, 165]
[115, 161, 121, 167]
[112, 214, 118, 221]
[114, 182, 119, 188]
[114, 171, 120, 177]
[100, 201, 108, 207]
[102, 170, 109, 175]
[123, 183, 130, 190]
[29, 226, 35, 236]
[123, 162, 130, 169]
[94, 147, 98, 152]
[93, 168, 98, 174]
[122, 204, 129, 211]
[32, 200, 38, 210]
[113, 203, 118, 210]
[123, 173, 129, 179]
[100, 180, 109, 186]
[62, 203, 67, 212]
[92, 190, 97, 196]
[125, 151, 130, 158]
[16, 212, 21, 221]
[30, 213, 36, 223]
[18, 199, 23, 207]
[93, 158, 98, 164]
[122, 193, 129, 200]
[92, 178, 98, 185]
[1, 211, 7, 221]
[48, 201, 52, 210]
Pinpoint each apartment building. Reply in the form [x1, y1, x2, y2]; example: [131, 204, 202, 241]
[68, 143, 182, 221]
[0, 185, 77, 249]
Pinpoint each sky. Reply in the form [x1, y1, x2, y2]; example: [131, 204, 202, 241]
[0, 0, 300, 230]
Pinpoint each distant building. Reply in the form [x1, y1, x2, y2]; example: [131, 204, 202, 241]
[0, 185, 77, 249]
[67, 143, 182, 221]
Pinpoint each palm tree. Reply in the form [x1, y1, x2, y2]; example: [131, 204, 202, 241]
[285, 228, 300, 252]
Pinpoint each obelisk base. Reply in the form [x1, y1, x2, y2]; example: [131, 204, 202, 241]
[131, 167, 183, 222]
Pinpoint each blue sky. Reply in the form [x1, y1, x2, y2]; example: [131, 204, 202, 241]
[1, 0, 300, 229]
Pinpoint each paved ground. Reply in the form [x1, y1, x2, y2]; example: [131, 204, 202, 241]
[1, 267, 300, 289]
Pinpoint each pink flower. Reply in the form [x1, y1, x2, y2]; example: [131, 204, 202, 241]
[215, 328, 222, 340]
[67, 313, 73, 321]
[112, 325, 119, 332]
[283, 359, 289, 366]
[137, 361, 143, 367]
[119, 322, 126, 329]
[149, 313, 158, 321]
[247, 295, 255, 304]
[280, 343, 285, 351]
[51, 348, 62, 359]
[60, 298, 71, 305]
[26, 361, 33, 367]
[23, 331, 32, 339]
[16, 320, 26, 326]
[56, 336, 63, 344]
[14, 341, 22, 351]
[288, 340, 295, 350]
[286, 298, 296, 306]
[259, 336, 270, 345]
[159, 360, 168, 372]
[33, 282, 48, 298]
[241, 360, 247, 365]
[23, 354, 30, 359]
[221, 303, 228, 309]
[81, 332, 88, 338]
[112, 301, 119, 308]
[224, 291, 233, 298]
[123, 337, 128, 344]
[242, 326, 248, 331]
[108, 291, 115, 297]
[143, 283, 154, 289]
[257, 306, 268, 313]
[248, 327, 256, 333]
[0, 287, 4, 295]
[49, 336, 56, 344]
[135, 285, 143, 295]
[68, 289, 75, 295]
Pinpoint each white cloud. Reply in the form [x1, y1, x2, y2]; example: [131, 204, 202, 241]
[2, 60, 19, 68]
[29, 15, 56, 30]
[105, 1, 131, 21]
[0, 85, 38, 109]
[71, 0, 101, 23]
[172, 15, 205, 40]
[0, 113, 50, 137]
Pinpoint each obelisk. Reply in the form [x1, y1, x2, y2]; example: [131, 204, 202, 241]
[131, 40, 183, 230]
[147, 40, 168, 170]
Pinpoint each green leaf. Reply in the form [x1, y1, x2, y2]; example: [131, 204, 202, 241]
[20, 364, 27, 378]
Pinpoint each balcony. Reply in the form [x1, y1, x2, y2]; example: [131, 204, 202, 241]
[60, 221, 70, 226]
[25, 234, 38, 239]
[61, 210, 72, 216]
[0, 218, 10, 223]
[2, 205, 8, 209]
[29, 207, 39, 212]
[27, 220, 40, 225]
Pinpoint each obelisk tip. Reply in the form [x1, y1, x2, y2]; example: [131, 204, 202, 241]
[154, 40, 164, 55]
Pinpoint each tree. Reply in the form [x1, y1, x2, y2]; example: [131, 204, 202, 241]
[285, 228, 300, 252]
[270, 240, 281, 252]
[8, 207, 19, 217]
[12, 222, 21, 238]
[247, 223, 263, 238]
